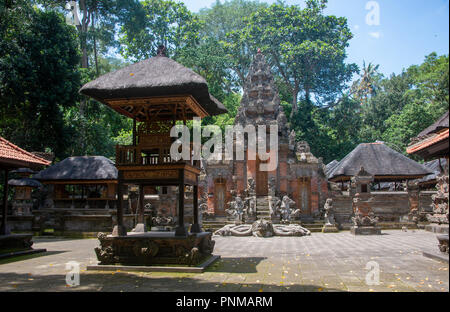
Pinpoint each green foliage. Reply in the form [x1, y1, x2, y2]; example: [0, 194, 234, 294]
[236, 0, 357, 113]
[0, 3, 81, 157]
[119, 0, 201, 60]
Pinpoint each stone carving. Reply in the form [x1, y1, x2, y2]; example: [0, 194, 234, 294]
[226, 195, 246, 224]
[268, 176, 276, 196]
[295, 141, 318, 163]
[152, 215, 175, 227]
[272, 224, 311, 236]
[274, 195, 300, 224]
[247, 178, 256, 195]
[426, 173, 449, 225]
[323, 198, 336, 225]
[351, 195, 379, 227]
[350, 168, 381, 235]
[289, 130, 296, 151]
[213, 219, 310, 237]
[244, 195, 256, 217]
[94, 232, 215, 265]
[407, 181, 421, 224]
[94, 233, 116, 264]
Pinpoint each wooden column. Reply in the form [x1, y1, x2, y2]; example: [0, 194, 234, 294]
[112, 172, 127, 236]
[0, 169, 10, 235]
[133, 184, 146, 232]
[175, 169, 187, 236]
[191, 176, 201, 233]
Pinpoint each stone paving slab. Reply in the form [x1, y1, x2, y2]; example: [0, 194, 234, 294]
[0, 230, 448, 292]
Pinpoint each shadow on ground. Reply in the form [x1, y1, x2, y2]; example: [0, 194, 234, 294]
[0, 271, 345, 292]
[0, 251, 68, 265]
[206, 257, 266, 273]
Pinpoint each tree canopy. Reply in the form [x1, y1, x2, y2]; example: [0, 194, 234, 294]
[0, 0, 448, 165]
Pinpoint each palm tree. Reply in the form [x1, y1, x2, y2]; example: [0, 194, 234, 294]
[351, 61, 380, 105]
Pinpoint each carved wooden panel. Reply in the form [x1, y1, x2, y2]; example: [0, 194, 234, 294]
[122, 170, 179, 181]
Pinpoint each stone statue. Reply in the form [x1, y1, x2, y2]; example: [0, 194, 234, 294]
[321, 198, 339, 232]
[323, 198, 335, 225]
[244, 195, 256, 216]
[247, 178, 256, 195]
[275, 195, 300, 223]
[213, 219, 310, 237]
[268, 176, 276, 196]
[226, 195, 245, 224]
[289, 130, 296, 151]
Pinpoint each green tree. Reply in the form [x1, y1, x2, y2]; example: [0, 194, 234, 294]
[119, 0, 201, 60]
[238, 0, 357, 116]
[0, 4, 81, 158]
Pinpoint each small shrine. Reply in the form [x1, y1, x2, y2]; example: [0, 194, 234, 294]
[0, 136, 50, 256]
[8, 168, 42, 216]
[80, 46, 226, 266]
[407, 110, 449, 256]
[350, 167, 381, 235]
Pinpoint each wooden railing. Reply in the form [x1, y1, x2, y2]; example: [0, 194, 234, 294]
[116, 144, 200, 168]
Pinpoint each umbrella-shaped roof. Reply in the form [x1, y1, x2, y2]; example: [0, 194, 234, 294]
[33, 156, 117, 182]
[79, 47, 227, 120]
[328, 142, 431, 182]
[8, 178, 42, 188]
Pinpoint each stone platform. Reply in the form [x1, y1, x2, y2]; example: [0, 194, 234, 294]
[350, 226, 382, 235]
[425, 224, 449, 234]
[0, 234, 46, 259]
[87, 255, 220, 273]
[94, 231, 215, 266]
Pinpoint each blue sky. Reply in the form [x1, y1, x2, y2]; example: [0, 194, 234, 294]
[183, 0, 449, 77]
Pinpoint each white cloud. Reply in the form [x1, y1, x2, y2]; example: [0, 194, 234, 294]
[354, 25, 360, 30]
[369, 32, 381, 39]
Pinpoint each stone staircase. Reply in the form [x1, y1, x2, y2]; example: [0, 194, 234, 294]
[255, 196, 273, 220]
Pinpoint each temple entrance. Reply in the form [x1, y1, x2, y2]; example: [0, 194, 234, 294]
[256, 156, 268, 196]
[298, 177, 311, 215]
[214, 178, 226, 215]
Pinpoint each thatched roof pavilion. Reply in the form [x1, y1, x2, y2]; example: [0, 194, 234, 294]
[328, 142, 431, 182]
[34, 156, 117, 182]
[80, 46, 227, 121]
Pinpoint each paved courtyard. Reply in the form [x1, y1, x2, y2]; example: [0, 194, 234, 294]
[0, 230, 448, 292]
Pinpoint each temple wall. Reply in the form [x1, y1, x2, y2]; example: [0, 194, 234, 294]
[332, 191, 434, 224]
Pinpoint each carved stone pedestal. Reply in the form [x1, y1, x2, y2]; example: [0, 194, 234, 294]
[322, 224, 339, 233]
[95, 231, 215, 266]
[351, 226, 381, 235]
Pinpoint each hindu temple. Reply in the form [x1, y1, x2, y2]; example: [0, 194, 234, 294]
[201, 51, 329, 226]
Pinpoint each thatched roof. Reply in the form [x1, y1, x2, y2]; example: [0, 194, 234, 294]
[33, 156, 117, 181]
[325, 160, 339, 177]
[415, 158, 447, 184]
[8, 178, 42, 188]
[417, 110, 449, 138]
[328, 142, 431, 182]
[79, 51, 227, 116]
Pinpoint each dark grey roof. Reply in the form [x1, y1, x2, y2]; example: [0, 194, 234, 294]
[79, 55, 227, 116]
[33, 156, 117, 181]
[11, 168, 36, 174]
[325, 160, 339, 177]
[417, 110, 449, 138]
[416, 158, 447, 184]
[328, 143, 432, 181]
[8, 178, 42, 187]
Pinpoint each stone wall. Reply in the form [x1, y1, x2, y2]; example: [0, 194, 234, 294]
[332, 191, 433, 225]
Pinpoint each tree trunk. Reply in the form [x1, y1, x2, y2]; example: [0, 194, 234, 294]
[290, 85, 299, 118]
